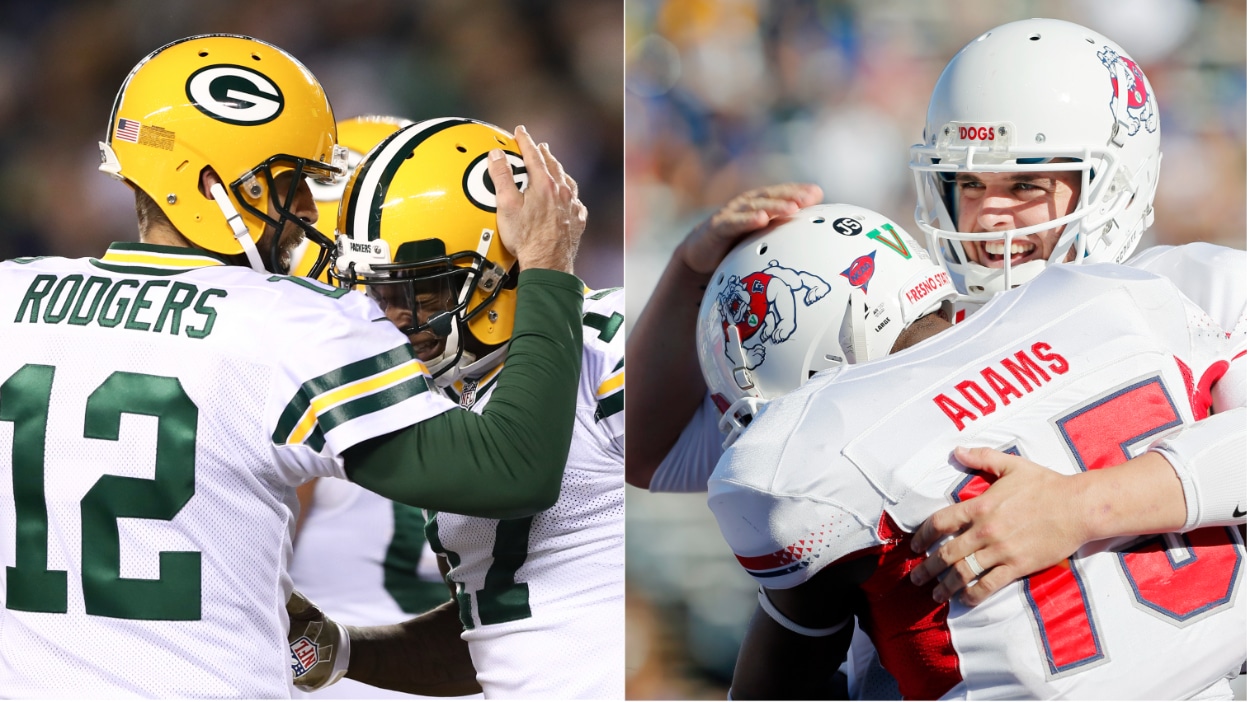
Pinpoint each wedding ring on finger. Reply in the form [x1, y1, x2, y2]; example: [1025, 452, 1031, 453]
[964, 552, 986, 578]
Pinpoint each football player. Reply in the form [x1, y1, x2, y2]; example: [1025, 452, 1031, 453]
[288, 118, 624, 699]
[703, 205, 1245, 699]
[627, 18, 1244, 698]
[0, 36, 584, 697]
[902, 17, 1246, 607]
[629, 18, 1244, 598]
[285, 116, 471, 700]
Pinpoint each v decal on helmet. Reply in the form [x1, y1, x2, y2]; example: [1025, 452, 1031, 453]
[867, 223, 912, 260]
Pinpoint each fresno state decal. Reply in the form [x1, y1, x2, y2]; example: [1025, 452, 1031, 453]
[841, 250, 876, 294]
[186, 65, 285, 125]
[1098, 47, 1157, 137]
[716, 261, 831, 371]
[464, 151, 528, 213]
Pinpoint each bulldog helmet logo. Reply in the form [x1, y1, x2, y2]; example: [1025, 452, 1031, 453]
[717, 260, 831, 371]
[1098, 46, 1157, 138]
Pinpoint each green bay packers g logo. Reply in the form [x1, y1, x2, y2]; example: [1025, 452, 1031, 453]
[463, 151, 528, 213]
[186, 65, 285, 125]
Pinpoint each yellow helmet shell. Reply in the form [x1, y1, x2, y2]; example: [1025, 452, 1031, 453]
[100, 35, 339, 256]
[290, 115, 412, 280]
[337, 118, 526, 348]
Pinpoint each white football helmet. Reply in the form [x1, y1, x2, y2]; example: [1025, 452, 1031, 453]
[696, 203, 957, 447]
[910, 18, 1161, 301]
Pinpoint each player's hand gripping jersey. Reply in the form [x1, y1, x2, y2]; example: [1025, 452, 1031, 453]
[0, 247, 462, 697]
[709, 264, 1245, 700]
[425, 288, 625, 699]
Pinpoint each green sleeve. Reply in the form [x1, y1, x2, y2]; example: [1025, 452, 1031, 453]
[344, 268, 583, 520]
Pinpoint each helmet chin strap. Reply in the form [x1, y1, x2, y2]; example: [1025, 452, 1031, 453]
[209, 182, 266, 273]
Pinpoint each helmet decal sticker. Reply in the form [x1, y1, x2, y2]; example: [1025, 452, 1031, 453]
[186, 64, 285, 126]
[841, 251, 876, 294]
[1098, 47, 1157, 137]
[833, 217, 863, 236]
[463, 151, 528, 213]
[867, 222, 912, 259]
[114, 118, 141, 143]
[716, 261, 831, 371]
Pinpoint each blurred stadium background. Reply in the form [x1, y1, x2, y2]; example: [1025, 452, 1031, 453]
[0, 0, 623, 289]
[624, 0, 1246, 698]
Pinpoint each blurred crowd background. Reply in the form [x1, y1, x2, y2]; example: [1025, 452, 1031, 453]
[624, 0, 1246, 698]
[0, 0, 623, 288]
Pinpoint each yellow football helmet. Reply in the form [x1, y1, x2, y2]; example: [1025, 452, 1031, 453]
[99, 34, 346, 275]
[333, 118, 528, 381]
[289, 116, 413, 281]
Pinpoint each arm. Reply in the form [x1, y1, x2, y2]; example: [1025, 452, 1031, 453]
[625, 184, 823, 489]
[731, 560, 866, 700]
[345, 601, 481, 697]
[288, 591, 480, 697]
[344, 128, 586, 520]
[910, 416, 1246, 605]
[345, 269, 582, 519]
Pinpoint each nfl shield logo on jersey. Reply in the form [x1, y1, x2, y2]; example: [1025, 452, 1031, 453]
[459, 378, 479, 409]
[290, 636, 319, 677]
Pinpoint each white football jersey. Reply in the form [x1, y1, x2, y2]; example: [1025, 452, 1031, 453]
[709, 264, 1245, 700]
[652, 243, 1248, 495]
[0, 244, 458, 698]
[289, 478, 455, 700]
[425, 288, 625, 699]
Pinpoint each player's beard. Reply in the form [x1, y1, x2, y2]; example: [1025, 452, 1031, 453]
[254, 221, 308, 274]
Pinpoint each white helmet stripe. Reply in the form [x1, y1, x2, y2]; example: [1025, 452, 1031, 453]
[347, 117, 466, 244]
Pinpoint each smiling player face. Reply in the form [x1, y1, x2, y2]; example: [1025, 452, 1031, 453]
[954, 170, 1082, 268]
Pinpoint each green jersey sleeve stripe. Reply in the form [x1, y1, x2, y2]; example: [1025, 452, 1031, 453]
[594, 390, 624, 423]
[272, 344, 417, 443]
[308, 427, 326, 453]
[88, 261, 199, 277]
[316, 373, 432, 435]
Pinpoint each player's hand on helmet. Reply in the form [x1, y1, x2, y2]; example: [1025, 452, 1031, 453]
[679, 183, 823, 276]
[287, 589, 351, 692]
[491, 125, 586, 274]
[907, 447, 1093, 606]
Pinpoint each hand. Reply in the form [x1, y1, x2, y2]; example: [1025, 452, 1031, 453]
[492, 126, 586, 274]
[678, 183, 823, 276]
[288, 590, 350, 692]
[908, 447, 1093, 606]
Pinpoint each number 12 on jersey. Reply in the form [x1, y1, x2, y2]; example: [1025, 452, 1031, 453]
[4, 363, 201, 620]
